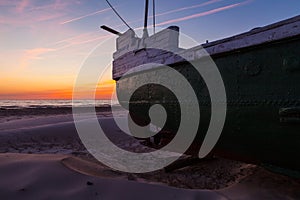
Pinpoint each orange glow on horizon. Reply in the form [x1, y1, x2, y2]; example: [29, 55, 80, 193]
[0, 79, 116, 100]
[95, 79, 116, 100]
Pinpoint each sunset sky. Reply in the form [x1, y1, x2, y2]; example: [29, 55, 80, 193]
[1, 0, 299, 99]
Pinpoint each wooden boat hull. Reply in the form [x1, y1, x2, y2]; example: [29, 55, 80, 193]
[113, 16, 300, 171]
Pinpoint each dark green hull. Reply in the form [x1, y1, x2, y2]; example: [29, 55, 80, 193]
[113, 16, 300, 171]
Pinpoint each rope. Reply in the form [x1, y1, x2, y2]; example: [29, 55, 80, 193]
[105, 0, 133, 30]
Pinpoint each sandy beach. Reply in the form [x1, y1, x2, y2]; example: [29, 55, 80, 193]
[2, 0, 300, 199]
[0, 108, 299, 199]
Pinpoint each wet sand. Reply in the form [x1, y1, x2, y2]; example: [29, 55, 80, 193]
[0, 108, 299, 199]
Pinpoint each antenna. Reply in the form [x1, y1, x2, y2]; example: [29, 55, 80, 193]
[142, 0, 149, 38]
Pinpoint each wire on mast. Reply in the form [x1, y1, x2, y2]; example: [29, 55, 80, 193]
[105, 0, 133, 30]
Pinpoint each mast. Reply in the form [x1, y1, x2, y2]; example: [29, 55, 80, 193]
[153, 0, 156, 34]
[142, 0, 149, 38]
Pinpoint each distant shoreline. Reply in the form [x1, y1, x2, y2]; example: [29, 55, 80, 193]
[0, 105, 122, 123]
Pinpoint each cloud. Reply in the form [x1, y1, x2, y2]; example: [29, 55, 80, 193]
[52, 32, 112, 51]
[20, 48, 56, 68]
[114, 0, 223, 29]
[16, 0, 30, 13]
[155, 0, 223, 17]
[0, 0, 68, 25]
[60, 7, 111, 25]
[156, 1, 251, 26]
[52, 31, 100, 45]
[24, 48, 56, 59]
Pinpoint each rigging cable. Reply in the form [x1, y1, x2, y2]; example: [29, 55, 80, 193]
[104, 0, 133, 30]
[153, 0, 156, 34]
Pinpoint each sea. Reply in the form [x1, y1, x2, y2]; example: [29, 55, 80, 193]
[0, 100, 118, 110]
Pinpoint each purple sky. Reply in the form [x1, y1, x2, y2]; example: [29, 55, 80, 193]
[0, 0, 299, 99]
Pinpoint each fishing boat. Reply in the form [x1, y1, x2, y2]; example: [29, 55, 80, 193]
[102, 1, 300, 172]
